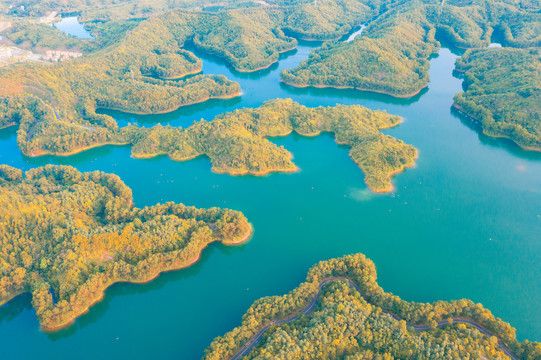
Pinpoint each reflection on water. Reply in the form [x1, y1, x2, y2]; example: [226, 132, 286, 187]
[0, 293, 32, 327]
[0, 20, 540, 360]
[452, 106, 541, 161]
[54, 17, 93, 39]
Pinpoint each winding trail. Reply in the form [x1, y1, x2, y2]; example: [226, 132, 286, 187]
[230, 277, 519, 360]
[25, 96, 60, 141]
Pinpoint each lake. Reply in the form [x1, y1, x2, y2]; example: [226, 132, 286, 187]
[0, 34, 540, 359]
[54, 17, 93, 39]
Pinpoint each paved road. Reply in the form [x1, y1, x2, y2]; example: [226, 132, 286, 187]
[230, 277, 519, 360]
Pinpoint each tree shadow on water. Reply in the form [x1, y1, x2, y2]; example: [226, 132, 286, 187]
[279, 81, 428, 106]
[97, 96, 243, 128]
[0, 293, 33, 327]
[45, 241, 246, 341]
[452, 106, 541, 161]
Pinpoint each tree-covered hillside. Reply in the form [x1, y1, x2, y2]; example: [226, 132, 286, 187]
[281, 0, 540, 96]
[454, 48, 541, 151]
[0, 164, 251, 330]
[204, 253, 541, 360]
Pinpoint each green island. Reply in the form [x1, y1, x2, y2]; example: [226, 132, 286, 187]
[453, 47, 541, 152]
[204, 253, 541, 360]
[280, 0, 540, 97]
[0, 0, 382, 138]
[0, 98, 417, 192]
[0, 164, 252, 330]
[2, 0, 537, 153]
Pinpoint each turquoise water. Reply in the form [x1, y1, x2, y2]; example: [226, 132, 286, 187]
[54, 17, 93, 39]
[0, 38, 540, 359]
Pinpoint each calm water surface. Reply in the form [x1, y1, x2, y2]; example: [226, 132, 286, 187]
[54, 17, 94, 39]
[0, 36, 540, 359]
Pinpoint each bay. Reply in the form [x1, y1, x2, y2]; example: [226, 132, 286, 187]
[0, 36, 540, 360]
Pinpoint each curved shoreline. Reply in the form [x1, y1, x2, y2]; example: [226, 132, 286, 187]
[452, 103, 541, 153]
[280, 79, 426, 98]
[155, 66, 203, 80]
[211, 165, 298, 177]
[26, 129, 411, 193]
[28, 141, 131, 157]
[0, 122, 17, 130]
[97, 91, 242, 116]
[38, 225, 253, 332]
[228, 276, 519, 360]
[228, 45, 298, 73]
[369, 149, 418, 193]
[222, 224, 254, 245]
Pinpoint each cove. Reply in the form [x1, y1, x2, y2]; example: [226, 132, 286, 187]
[0, 38, 540, 360]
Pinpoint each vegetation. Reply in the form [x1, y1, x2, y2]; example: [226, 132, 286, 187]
[2, 22, 94, 52]
[0, 0, 381, 132]
[0, 24, 241, 125]
[281, 0, 540, 96]
[281, 3, 438, 97]
[130, 99, 417, 192]
[280, 0, 381, 41]
[1, 0, 254, 20]
[204, 253, 541, 360]
[2, 98, 416, 192]
[0, 164, 251, 330]
[454, 47, 541, 151]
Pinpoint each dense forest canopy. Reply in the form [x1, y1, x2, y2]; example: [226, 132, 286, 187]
[0, 0, 383, 147]
[0, 164, 251, 330]
[204, 253, 541, 360]
[454, 48, 541, 151]
[1, 0, 538, 152]
[281, 0, 540, 96]
[0, 98, 417, 192]
[2, 22, 94, 52]
[0, 0, 373, 22]
[0, 0, 539, 349]
[128, 99, 417, 192]
[282, 2, 439, 97]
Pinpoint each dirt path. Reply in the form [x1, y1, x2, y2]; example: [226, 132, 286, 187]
[229, 277, 519, 360]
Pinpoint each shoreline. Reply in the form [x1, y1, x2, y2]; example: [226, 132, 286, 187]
[452, 103, 541, 153]
[40, 225, 253, 332]
[27, 141, 131, 157]
[155, 66, 203, 80]
[280, 79, 426, 98]
[369, 149, 418, 194]
[0, 122, 17, 130]
[212, 165, 298, 177]
[99, 91, 242, 116]
[222, 224, 254, 245]
[22, 91, 243, 158]
[226, 276, 519, 360]
[226, 44, 298, 74]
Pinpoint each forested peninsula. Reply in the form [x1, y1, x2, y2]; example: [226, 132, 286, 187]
[281, 0, 540, 97]
[0, 0, 382, 151]
[2, 0, 539, 152]
[204, 253, 541, 360]
[0, 99, 416, 193]
[0, 165, 252, 330]
[454, 48, 541, 152]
